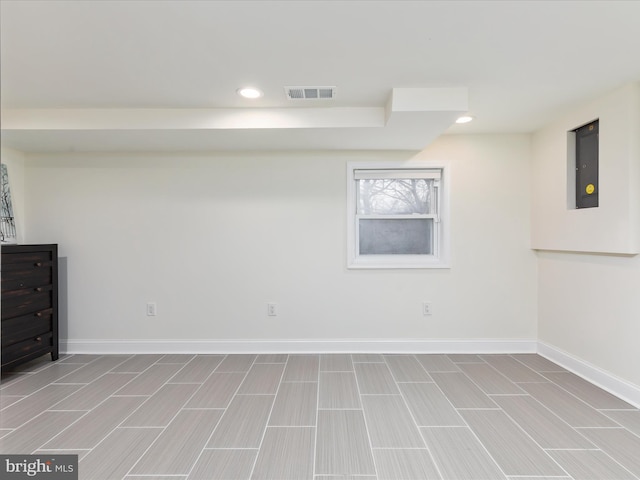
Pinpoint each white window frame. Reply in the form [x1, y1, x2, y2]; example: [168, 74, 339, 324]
[347, 161, 450, 269]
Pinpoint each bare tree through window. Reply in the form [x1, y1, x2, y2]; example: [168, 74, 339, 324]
[357, 178, 434, 215]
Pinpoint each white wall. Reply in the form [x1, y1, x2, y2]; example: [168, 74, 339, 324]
[22, 135, 537, 349]
[537, 251, 640, 386]
[533, 83, 640, 387]
[531, 82, 640, 254]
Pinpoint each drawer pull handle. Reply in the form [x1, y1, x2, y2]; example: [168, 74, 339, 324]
[35, 337, 42, 342]
[34, 287, 44, 292]
[35, 312, 43, 317]
[34, 262, 43, 267]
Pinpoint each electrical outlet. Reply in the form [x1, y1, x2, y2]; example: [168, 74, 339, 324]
[146, 302, 157, 316]
[422, 302, 432, 316]
[267, 303, 278, 316]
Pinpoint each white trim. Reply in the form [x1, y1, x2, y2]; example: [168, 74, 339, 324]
[354, 169, 441, 180]
[537, 341, 640, 409]
[61, 338, 536, 355]
[566, 130, 577, 209]
[345, 254, 449, 269]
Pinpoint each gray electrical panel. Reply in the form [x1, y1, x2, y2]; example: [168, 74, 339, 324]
[575, 120, 599, 209]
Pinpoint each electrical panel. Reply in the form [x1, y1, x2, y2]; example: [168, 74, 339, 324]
[575, 120, 599, 209]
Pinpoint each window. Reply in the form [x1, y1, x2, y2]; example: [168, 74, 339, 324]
[347, 162, 450, 268]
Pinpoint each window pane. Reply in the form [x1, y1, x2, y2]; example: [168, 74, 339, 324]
[359, 218, 433, 255]
[357, 178, 433, 215]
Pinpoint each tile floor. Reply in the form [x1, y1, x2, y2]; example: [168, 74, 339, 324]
[1, 353, 639, 479]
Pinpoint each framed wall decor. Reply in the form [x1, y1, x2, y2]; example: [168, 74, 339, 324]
[1, 163, 17, 244]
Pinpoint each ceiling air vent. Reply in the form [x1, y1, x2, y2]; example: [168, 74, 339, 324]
[285, 86, 336, 100]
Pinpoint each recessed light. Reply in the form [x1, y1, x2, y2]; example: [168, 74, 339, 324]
[237, 87, 263, 99]
[455, 115, 474, 124]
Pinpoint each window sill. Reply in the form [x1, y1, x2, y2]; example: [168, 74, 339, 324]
[347, 255, 450, 269]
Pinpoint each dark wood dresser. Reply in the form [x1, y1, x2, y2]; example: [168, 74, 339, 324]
[1, 244, 59, 371]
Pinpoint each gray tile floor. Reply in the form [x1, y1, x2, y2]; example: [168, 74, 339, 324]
[1, 353, 639, 479]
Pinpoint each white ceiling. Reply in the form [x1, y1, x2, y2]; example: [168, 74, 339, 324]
[1, 0, 639, 152]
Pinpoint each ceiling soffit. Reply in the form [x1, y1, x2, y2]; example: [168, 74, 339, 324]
[1, 88, 467, 152]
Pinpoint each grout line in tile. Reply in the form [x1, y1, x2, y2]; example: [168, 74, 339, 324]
[574, 426, 627, 430]
[359, 393, 402, 396]
[2, 368, 87, 400]
[236, 393, 279, 396]
[70, 409, 159, 469]
[117, 357, 232, 477]
[455, 407, 503, 411]
[438, 366, 538, 480]
[353, 356, 379, 479]
[514, 381, 553, 384]
[492, 393, 599, 476]
[111, 394, 151, 397]
[244, 356, 285, 480]
[51, 382, 92, 385]
[317, 407, 364, 411]
[181, 407, 227, 411]
[119, 426, 168, 429]
[387, 355, 454, 480]
[38, 448, 90, 451]
[45, 409, 91, 412]
[543, 445, 640, 480]
[166, 382, 204, 385]
[371, 447, 431, 450]
[599, 408, 640, 412]
[3, 387, 89, 432]
[27, 409, 91, 453]
[174, 354, 255, 479]
[396, 380, 435, 384]
[264, 424, 316, 428]
[201, 447, 259, 450]
[482, 401, 586, 477]
[313, 351, 321, 478]
[542, 448, 602, 451]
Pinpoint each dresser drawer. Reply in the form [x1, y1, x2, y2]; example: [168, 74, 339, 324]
[1, 262, 53, 292]
[2, 250, 53, 265]
[1, 286, 53, 320]
[1, 309, 53, 347]
[1, 332, 53, 366]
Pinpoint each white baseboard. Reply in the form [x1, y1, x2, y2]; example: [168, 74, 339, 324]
[61, 338, 537, 355]
[537, 341, 640, 409]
